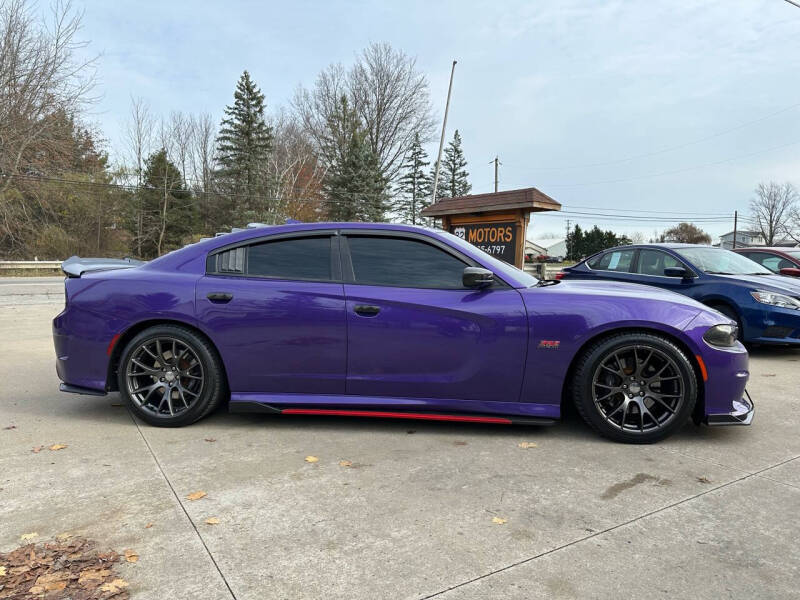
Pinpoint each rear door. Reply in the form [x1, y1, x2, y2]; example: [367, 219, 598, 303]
[341, 232, 528, 402]
[632, 248, 699, 295]
[196, 233, 347, 395]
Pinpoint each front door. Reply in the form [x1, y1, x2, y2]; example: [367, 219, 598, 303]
[341, 233, 528, 402]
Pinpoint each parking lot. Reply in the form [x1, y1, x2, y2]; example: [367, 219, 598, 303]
[2, 278, 800, 599]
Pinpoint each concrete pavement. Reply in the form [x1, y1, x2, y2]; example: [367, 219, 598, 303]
[1, 295, 799, 599]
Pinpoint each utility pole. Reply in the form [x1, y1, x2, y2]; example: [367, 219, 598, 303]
[490, 156, 501, 193]
[732, 210, 738, 249]
[565, 219, 572, 259]
[431, 60, 457, 203]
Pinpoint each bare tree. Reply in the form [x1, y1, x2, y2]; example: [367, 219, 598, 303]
[750, 182, 797, 245]
[0, 0, 97, 195]
[122, 97, 154, 256]
[293, 42, 435, 183]
[189, 112, 216, 231]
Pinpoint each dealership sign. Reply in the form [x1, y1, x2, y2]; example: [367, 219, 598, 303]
[450, 222, 517, 265]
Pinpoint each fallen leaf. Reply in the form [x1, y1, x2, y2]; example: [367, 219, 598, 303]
[3, 424, 16, 430]
[49, 444, 67, 451]
[78, 568, 111, 583]
[186, 491, 207, 501]
[204, 517, 220, 525]
[453, 441, 468, 446]
[491, 517, 507, 525]
[761, 374, 777, 378]
[0, 565, 6, 576]
[31, 445, 43, 453]
[99, 578, 129, 594]
[123, 548, 139, 563]
[20, 532, 38, 541]
[204, 438, 216, 442]
[56, 532, 72, 541]
[518, 442, 538, 449]
[338, 460, 353, 467]
[144, 522, 153, 529]
[304, 455, 319, 463]
[697, 476, 711, 484]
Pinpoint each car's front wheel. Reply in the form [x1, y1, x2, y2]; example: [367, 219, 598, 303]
[572, 332, 697, 443]
[118, 325, 226, 427]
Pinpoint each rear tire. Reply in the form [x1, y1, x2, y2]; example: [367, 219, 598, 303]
[571, 332, 697, 444]
[118, 325, 226, 427]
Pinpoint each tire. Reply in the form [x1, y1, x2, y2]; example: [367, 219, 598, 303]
[571, 332, 697, 444]
[118, 325, 226, 427]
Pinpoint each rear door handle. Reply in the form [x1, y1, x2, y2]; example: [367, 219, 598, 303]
[354, 304, 380, 317]
[207, 292, 233, 303]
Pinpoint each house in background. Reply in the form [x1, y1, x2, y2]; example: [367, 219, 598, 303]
[526, 238, 567, 260]
[717, 230, 797, 249]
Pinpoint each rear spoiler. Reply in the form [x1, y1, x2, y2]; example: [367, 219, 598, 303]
[62, 256, 146, 278]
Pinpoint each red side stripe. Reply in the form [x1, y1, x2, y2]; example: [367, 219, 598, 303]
[106, 333, 121, 356]
[280, 408, 512, 424]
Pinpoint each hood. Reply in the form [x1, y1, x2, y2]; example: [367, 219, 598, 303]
[536, 279, 709, 310]
[714, 274, 800, 295]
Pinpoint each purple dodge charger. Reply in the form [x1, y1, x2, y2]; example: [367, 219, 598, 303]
[53, 223, 753, 443]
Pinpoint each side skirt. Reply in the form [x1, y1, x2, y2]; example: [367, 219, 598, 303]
[229, 402, 556, 426]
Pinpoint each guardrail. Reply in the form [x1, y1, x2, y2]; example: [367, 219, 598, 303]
[523, 264, 563, 279]
[0, 260, 61, 270]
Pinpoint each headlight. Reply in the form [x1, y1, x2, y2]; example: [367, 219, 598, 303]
[703, 324, 738, 347]
[750, 290, 800, 310]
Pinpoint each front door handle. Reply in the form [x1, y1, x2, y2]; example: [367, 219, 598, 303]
[354, 304, 380, 317]
[207, 292, 233, 303]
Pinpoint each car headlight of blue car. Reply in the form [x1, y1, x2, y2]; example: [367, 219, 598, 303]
[751, 290, 800, 310]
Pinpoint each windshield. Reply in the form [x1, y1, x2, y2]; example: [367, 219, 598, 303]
[676, 247, 772, 275]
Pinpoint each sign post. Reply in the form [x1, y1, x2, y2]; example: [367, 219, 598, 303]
[421, 187, 561, 269]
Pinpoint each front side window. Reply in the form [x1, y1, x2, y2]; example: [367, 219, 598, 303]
[248, 236, 331, 280]
[587, 249, 636, 273]
[745, 253, 793, 273]
[636, 249, 684, 276]
[347, 236, 467, 288]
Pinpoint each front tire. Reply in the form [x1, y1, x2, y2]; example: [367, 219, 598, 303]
[118, 325, 226, 427]
[571, 332, 697, 444]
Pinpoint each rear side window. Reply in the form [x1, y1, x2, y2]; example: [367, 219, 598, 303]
[746, 253, 793, 273]
[347, 236, 467, 288]
[587, 249, 635, 272]
[248, 236, 331, 280]
[209, 236, 332, 281]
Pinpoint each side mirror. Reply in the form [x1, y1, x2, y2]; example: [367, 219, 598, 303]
[664, 267, 692, 279]
[779, 267, 800, 277]
[463, 267, 494, 289]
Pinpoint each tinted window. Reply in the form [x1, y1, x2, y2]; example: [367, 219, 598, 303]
[247, 236, 331, 280]
[347, 236, 467, 288]
[636, 249, 684, 276]
[587, 249, 635, 272]
[745, 252, 793, 273]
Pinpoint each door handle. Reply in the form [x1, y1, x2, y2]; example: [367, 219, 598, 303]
[207, 292, 233, 303]
[354, 304, 380, 317]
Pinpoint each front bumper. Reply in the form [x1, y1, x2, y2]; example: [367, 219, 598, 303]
[705, 390, 754, 426]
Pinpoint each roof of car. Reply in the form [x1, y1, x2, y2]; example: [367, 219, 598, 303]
[733, 246, 799, 253]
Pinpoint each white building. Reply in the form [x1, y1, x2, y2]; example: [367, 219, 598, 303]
[717, 230, 797, 249]
[528, 238, 567, 259]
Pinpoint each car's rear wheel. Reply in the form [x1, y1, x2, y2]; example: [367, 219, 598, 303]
[118, 325, 226, 427]
[572, 332, 697, 443]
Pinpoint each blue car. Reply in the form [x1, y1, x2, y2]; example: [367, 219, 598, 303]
[558, 244, 800, 345]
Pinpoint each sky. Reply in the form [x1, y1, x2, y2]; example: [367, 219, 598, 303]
[74, 0, 800, 242]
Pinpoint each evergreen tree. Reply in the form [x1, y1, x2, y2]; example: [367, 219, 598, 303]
[432, 129, 471, 199]
[322, 97, 387, 222]
[139, 149, 195, 258]
[215, 70, 274, 224]
[396, 133, 431, 225]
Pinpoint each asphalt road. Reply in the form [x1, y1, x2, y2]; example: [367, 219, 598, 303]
[1, 286, 799, 599]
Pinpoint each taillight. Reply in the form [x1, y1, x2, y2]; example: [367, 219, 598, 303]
[555, 271, 566, 280]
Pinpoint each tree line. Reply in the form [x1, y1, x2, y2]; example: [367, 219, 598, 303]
[0, 0, 473, 259]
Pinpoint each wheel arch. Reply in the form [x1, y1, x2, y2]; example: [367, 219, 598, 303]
[560, 326, 706, 424]
[106, 318, 228, 392]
